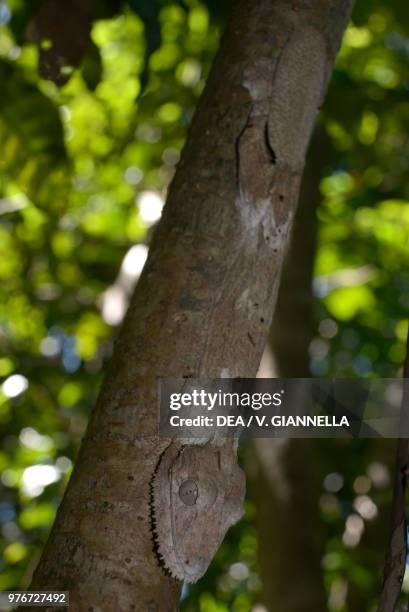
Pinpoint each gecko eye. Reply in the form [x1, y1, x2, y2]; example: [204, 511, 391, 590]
[179, 479, 199, 505]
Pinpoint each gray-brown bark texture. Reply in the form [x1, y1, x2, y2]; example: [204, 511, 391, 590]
[30, 1, 353, 610]
[252, 128, 330, 612]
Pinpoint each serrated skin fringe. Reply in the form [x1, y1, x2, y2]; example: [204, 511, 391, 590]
[148, 445, 187, 582]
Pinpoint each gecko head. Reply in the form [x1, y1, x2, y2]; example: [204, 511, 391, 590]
[151, 443, 245, 582]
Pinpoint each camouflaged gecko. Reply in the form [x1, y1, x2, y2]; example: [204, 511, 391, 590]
[149, 440, 245, 583]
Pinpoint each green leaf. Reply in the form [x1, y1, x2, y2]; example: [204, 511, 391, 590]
[0, 59, 69, 204]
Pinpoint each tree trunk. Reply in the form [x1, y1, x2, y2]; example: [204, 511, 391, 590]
[30, 2, 353, 610]
[252, 128, 331, 612]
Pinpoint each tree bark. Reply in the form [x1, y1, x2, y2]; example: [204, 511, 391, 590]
[269, 129, 328, 378]
[30, 2, 353, 610]
[252, 128, 330, 612]
[377, 333, 409, 612]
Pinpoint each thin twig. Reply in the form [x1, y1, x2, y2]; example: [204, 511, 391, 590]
[377, 331, 409, 612]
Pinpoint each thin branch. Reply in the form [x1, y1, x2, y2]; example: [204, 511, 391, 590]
[377, 330, 409, 612]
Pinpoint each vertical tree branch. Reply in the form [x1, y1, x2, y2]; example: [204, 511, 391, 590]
[29, 2, 353, 609]
[378, 331, 409, 612]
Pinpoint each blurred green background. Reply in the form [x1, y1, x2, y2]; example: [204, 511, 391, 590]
[0, 0, 409, 610]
